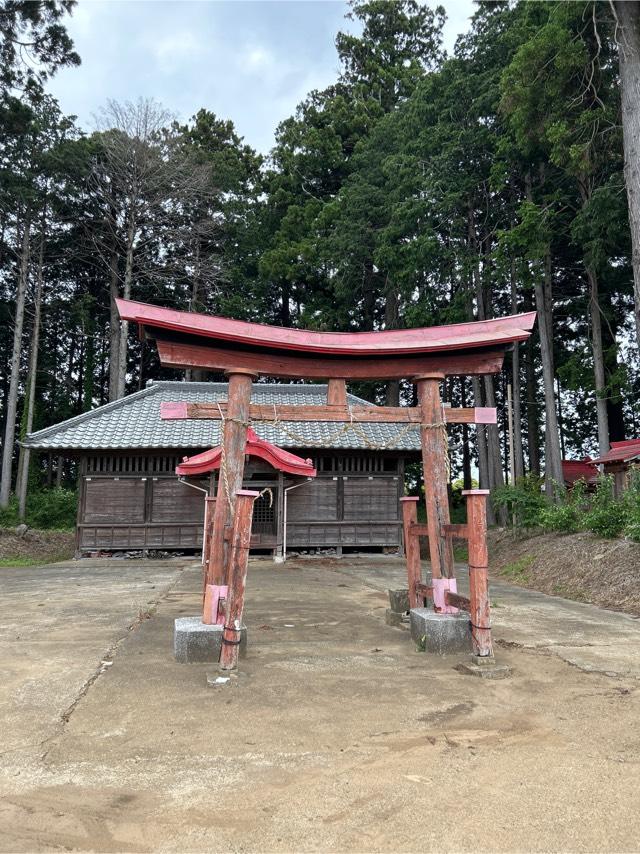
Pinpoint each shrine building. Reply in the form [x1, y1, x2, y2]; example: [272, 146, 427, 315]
[23, 380, 421, 558]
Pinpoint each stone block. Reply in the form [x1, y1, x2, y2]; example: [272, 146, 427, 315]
[409, 608, 471, 655]
[388, 588, 410, 613]
[385, 608, 409, 627]
[174, 617, 247, 664]
[456, 657, 512, 679]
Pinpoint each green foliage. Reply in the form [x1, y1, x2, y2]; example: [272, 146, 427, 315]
[0, 489, 76, 530]
[493, 474, 547, 530]
[539, 479, 589, 534]
[496, 472, 640, 542]
[622, 469, 640, 542]
[581, 475, 626, 539]
[0, 0, 80, 97]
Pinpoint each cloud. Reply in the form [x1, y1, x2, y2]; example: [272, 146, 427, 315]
[153, 31, 205, 69]
[243, 45, 275, 72]
[47, 0, 475, 155]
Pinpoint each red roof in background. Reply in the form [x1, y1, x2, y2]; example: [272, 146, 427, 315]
[593, 439, 640, 465]
[562, 458, 598, 485]
[116, 298, 536, 358]
[175, 428, 317, 478]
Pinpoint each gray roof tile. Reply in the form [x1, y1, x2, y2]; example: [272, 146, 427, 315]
[24, 381, 421, 452]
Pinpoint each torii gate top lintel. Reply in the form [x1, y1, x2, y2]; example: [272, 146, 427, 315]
[116, 298, 535, 381]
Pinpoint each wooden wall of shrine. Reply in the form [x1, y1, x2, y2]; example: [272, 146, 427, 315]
[75, 449, 406, 557]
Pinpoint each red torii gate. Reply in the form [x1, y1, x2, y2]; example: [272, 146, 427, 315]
[117, 298, 535, 669]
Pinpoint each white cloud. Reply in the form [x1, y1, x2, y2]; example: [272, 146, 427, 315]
[244, 45, 274, 71]
[153, 31, 205, 66]
[47, 0, 476, 155]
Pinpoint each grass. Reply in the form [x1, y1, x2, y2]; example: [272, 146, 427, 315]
[500, 554, 535, 583]
[453, 542, 468, 562]
[0, 556, 50, 567]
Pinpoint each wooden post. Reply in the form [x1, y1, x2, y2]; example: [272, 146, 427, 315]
[202, 496, 215, 569]
[219, 489, 259, 670]
[204, 369, 256, 622]
[400, 497, 422, 608]
[327, 378, 347, 407]
[414, 373, 454, 579]
[463, 489, 493, 658]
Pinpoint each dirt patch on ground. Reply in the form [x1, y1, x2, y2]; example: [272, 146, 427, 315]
[489, 528, 640, 615]
[0, 527, 74, 565]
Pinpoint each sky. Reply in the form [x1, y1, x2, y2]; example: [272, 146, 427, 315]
[48, 0, 477, 156]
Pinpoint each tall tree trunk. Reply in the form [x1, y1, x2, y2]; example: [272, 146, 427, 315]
[467, 203, 495, 523]
[510, 256, 525, 479]
[614, 0, 640, 352]
[525, 173, 563, 496]
[535, 250, 564, 496]
[472, 376, 495, 524]
[108, 248, 121, 402]
[17, 214, 45, 519]
[116, 212, 136, 400]
[185, 237, 207, 382]
[460, 378, 472, 491]
[384, 284, 400, 406]
[483, 374, 506, 524]
[587, 266, 610, 455]
[0, 214, 31, 508]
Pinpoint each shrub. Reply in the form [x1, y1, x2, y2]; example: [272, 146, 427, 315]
[493, 474, 547, 530]
[623, 468, 640, 542]
[0, 488, 77, 531]
[27, 488, 77, 530]
[583, 475, 626, 539]
[539, 479, 589, 534]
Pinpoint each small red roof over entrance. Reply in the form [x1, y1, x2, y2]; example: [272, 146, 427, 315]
[176, 428, 317, 478]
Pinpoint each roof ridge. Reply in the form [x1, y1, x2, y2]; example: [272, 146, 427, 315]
[148, 379, 372, 404]
[24, 383, 162, 444]
[150, 379, 332, 391]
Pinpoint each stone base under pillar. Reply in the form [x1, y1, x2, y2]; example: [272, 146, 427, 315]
[174, 617, 247, 663]
[456, 656, 511, 679]
[409, 608, 471, 655]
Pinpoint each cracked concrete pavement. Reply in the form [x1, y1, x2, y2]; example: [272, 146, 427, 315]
[338, 556, 640, 680]
[1, 555, 640, 852]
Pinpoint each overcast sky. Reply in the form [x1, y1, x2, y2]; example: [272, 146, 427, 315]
[48, 0, 476, 155]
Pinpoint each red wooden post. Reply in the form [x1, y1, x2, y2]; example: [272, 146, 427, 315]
[400, 497, 422, 608]
[463, 489, 493, 658]
[202, 496, 215, 569]
[219, 489, 259, 671]
[326, 378, 347, 407]
[414, 373, 454, 580]
[202, 495, 217, 609]
[204, 369, 256, 623]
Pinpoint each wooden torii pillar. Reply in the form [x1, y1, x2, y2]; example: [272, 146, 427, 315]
[200, 370, 255, 627]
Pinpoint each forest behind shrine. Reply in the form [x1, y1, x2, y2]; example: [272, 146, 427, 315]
[2, 0, 640, 520]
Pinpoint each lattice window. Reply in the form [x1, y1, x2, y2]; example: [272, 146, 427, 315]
[252, 491, 277, 534]
[86, 454, 184, 475]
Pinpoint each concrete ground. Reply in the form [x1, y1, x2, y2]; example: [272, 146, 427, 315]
[1, 556, 640, 853]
